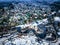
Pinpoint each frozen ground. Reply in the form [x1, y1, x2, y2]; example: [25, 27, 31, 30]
[4, 34, 49, 45]
[0, 33, 60, 45]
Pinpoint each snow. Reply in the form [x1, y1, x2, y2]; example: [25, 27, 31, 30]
[52, 11, 56, 15]
[5, 34, 49, 45]
[57, 32, 60, 35]
[54, 17, 60, 22]
[4, 34, 41, 45]
[16, 18, 48, 29]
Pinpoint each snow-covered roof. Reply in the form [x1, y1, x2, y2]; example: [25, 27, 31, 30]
[54, 17, 60, 22]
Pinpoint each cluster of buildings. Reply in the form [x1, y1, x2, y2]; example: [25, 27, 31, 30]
[7, 3, 51, 25]
[0, 2, 60, 45]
